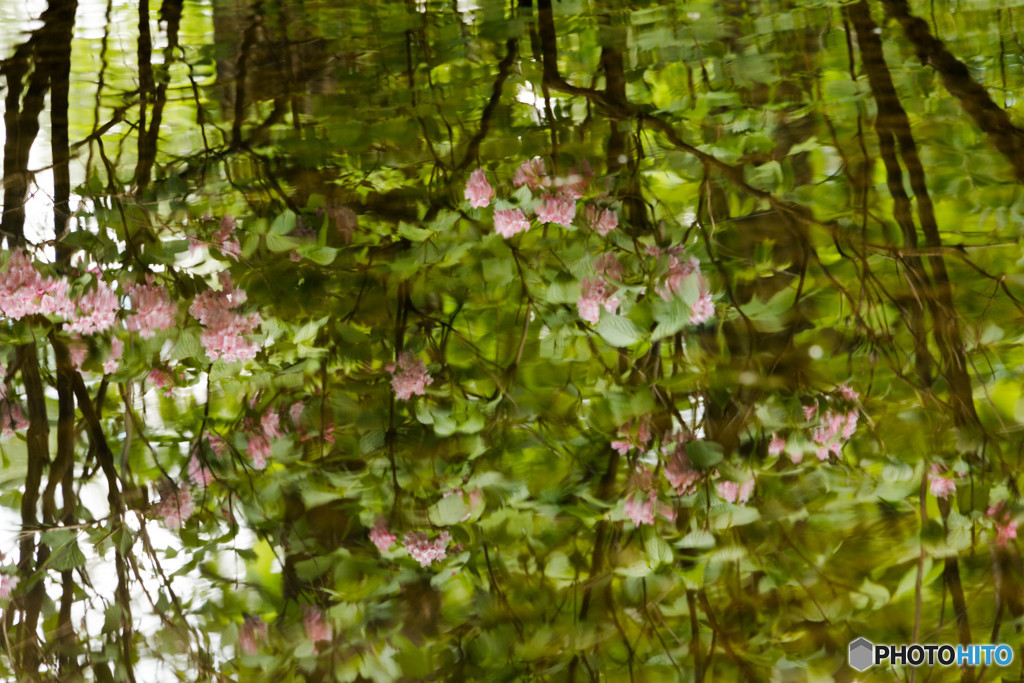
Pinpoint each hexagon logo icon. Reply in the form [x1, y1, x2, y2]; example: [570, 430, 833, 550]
[849, 637, 874, 672]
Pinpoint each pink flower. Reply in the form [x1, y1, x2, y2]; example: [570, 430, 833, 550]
[189, 274, 261, 362]
[0, 575, 19, 600]
[212, 216, 241, 258]
[261, 412, 282, 440]
[1, 402, 29, 438]
[611, 440, 632, 455]
[103, 337, 124, 374]
[68, 280, 119, 336]
[838, 383, 859, 401]
[576, 277, 620, 324]
[0, 251, 73, 320]
[625, 493, 655, 526]
[656, 255, 700, 301]
[689, 289, 714, 325]
[465, 168, 494, 208]
[153, 486, 194, 530]
[38, 278, 75, 319]
[187, 456, 212, 488]
[585, 205, 618, 236]
[126, 278, 177, 338]
[790, 450, 804, 465]
[927, 465, 957, 499]
[69, 340, 88, 370]
[841, 410, 859, 440]
[404, 530, 451, 567]
[388, 351, 433, 400]
[594, 253, 624, 281]
[637, 416, 653, 447]
[513, 157, 549, 189]
[303, 605, 332, 648]
[289, 402, 303, 426]
[997, 520, 1018, 547]
[238, 616, 267, 655]
[768, 433, 786, 456]
[718, 480, 754, 504]
[208, 434, 230, 458]
[149, 369, 174, 397]
[803, 405, 817, 421]
[535, 194, 576, 227]
[369, 520, 396, 553]
[493, 208, 530, 238]
[247, 433, 270, 470]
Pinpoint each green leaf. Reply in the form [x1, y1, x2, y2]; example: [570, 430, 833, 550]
[645, 534, 674, 567]
[709, 505, 760, 530]
[545, 273, 579, 305]
[171, 330, 203, 360]
[428, 495, 470, 526]
[595, 314, 642, 347]
[686, 440, 723, 469]
[50, 541, 87, 571]
[677, 529, 716, 549]
[398, 221, 434, 242]
[266, 233, 300, 252]
[270, 212, 297, 236]
[298, 245, 338, 265]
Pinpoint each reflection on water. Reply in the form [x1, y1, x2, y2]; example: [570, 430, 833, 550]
[3, 0, 1024, 678]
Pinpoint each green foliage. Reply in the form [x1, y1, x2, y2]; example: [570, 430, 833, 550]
[2, 0, 1024, 680]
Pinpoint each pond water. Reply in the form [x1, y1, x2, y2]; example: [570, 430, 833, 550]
[2, 0, 1024, 680]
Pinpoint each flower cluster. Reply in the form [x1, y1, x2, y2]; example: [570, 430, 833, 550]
[0, 574, 19, 600]
[624, 468, 676, 526]
[126, 277, 177, 338]
[689, 289, 715, 325]
[0, 252, 124, 335]
[577, 254, 623, 325]
[655, 252, 701, 302]
[717, 479, 755, 504]
[238, 616, 268, 655]
[403, 530, 451, 567]
[464, 168, 494, 208]
[303, 605, 332, 650]
[662, 430, 700, 495]
[987, 503, 1018, 547]
[611, 415, 653, 455]
[494, 209, 530, 238]
[190, 215, 241, 259]
[103, 337, 124, 374]
[189, 273, 261, 362]
[69, 340, 88, 370]
[535, 194, 576, 227]
[465, 157, 618, 241]
[187, 456, 213, 488]
[67, 280, 119, 335]
[927, 464, 958, 500]
[584, 204, 618, 236]
[387, 351, 433, 400]
[153, 485, 195, 530]
[0, 250, 74, 320]
[625, 492, 656, 526]
[369, 519, 397, 553]
[1, 401, 29, 438]
[149, 369, 174, 397]
[244, 414, 279, 470]
[811, 408, 859, 461]
[768, 384, 861, 464]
